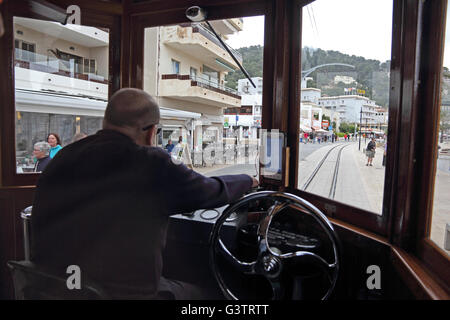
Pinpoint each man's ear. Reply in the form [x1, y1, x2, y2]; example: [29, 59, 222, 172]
[147, 125, 157, 146]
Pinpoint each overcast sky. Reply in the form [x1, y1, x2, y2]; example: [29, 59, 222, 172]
[226, 0, 396, 63]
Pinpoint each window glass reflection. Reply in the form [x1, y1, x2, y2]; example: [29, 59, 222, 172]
[430, 4, 450, 255]
[14, 17, 109, 173]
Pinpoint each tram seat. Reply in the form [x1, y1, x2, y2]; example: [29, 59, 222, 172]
[6, 260, 110, 300]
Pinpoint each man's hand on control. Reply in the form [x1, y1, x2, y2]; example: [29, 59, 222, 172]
[250, 176, 259, 188]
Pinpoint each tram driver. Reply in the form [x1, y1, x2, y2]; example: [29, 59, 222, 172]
[30, 88, 258, 299]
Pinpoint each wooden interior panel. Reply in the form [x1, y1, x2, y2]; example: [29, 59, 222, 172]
[0, 187, 35, 299]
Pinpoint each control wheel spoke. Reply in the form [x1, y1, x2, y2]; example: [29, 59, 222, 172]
[280, 250, 336, 284]
[218, 239, 256, 274]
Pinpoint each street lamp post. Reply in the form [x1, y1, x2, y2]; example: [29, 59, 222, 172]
[365, 118, 368, 145]
[359, 107, 362, 150]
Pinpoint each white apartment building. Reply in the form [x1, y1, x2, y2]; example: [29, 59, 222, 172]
[238, 77, 263, 95]
[318, 94, 387, 133]
[229, 78, 388, 136]
[143, 20, 244, 154]
[224, 94, 262, 140]
[301, 88, 321, 105]
[334, 75, 355, 84]
[300, 102, 323, 129]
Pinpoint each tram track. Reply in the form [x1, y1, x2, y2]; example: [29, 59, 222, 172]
[302, 143, 350, 199]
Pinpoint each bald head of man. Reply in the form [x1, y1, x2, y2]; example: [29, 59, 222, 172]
[103, 88, 160, 146]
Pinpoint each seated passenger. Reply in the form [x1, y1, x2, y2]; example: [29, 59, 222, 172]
[47, 133, 62, 158]
[31, 88, 257, 299]
[32, 141, 51, 172]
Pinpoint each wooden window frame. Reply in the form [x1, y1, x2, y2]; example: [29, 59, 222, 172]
[285, 0, 401, 237]
[0, 0, 448, 297]
[413, 0, 450, 291]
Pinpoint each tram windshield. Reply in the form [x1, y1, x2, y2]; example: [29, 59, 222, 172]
[297, 0, 393, 216]
[143, 15, 264, 179]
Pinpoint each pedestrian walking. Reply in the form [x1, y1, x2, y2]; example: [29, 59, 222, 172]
[366, 138, 376, 166]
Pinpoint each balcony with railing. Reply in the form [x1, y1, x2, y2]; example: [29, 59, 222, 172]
[160, 73, 241, 108]
[362, 107, 377, 114]
[14, 49, 108, 84]
[14, 49, 108, 99]
[162, 24, 242, 72]
[209, 18, 244, 35]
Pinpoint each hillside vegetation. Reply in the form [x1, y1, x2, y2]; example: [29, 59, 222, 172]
[225, 46, 391, 107]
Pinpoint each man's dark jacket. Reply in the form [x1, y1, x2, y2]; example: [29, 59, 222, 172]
[34, 155, 51, 172]
[31, 129, 252, 298]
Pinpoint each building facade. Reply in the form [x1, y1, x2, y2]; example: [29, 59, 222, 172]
[238, 77, 263, 95]
[143, 20, 244, 157]
[318, 94, 387, 135]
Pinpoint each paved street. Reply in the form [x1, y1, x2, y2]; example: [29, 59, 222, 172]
[298, 140, 385, 214]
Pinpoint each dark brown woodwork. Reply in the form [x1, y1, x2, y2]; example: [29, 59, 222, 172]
[391, 247, 450, 299]
[121, 0, 132, 88]
[290, 188, 386, 236]
[390, 0, 421, 250]
[10, 0, 67, 23]
[270, 0, 291, 131]
[261, 0, 275, 130]
[0, 187, 35, 299]
[330, 218, 390, 247]
[412, 0, 450, 288]
[129, 0, 266, 19]
[418, 240, 450, 293]
[46, 0, 123, 16]
[385, 0, 404, 249]
[287, 0, 302, 190]
[129, 16, 144, 89]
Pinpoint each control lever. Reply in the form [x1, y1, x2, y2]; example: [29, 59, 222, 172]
[181, 211, 196, 217]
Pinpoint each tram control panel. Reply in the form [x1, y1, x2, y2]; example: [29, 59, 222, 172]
[166, 202, 322, 249]
[163, 194, 326, 291]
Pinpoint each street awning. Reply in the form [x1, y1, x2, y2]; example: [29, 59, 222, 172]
[15, 89, 107, 117]
[300, 124, 312, 132]
[15, 89, 201, 120]
[313, 127, 328, 133]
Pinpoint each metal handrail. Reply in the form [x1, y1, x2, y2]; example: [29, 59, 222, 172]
[191, 74, 240, 96]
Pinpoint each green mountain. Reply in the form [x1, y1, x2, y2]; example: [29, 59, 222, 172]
[224, 45, 264, 90]
[225, 46, 391, 108]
